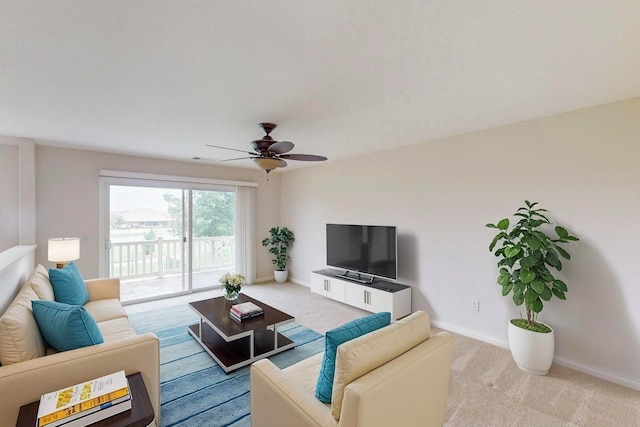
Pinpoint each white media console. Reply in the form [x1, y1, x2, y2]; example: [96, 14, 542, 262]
[310, 269, 412, 320]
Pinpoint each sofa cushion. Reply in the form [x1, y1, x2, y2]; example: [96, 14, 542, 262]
[32, 300, 103, 352]
[315, 312, 390, 403]
[97, 317, 138, 342]
[84, 299, 128, 323]
[27, 270, 55, 302]
[48, 262, 90, 306]
[0, 285, 46, 365]
[34, 263, 49, 279]
[284, 352, 326, 396]
[330, 310, 431, 419]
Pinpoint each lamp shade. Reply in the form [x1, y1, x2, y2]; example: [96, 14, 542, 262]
[48, 238, 80, 263]
[253, 158, 282, 172]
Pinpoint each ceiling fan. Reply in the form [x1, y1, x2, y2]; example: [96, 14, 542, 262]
[206, 122, 327, 175]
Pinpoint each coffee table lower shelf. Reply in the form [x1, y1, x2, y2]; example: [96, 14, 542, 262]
[187, 323, 294, 373]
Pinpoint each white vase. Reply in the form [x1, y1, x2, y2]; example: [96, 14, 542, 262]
[274, 270, 288, 283]
[508, 320, 555, 375]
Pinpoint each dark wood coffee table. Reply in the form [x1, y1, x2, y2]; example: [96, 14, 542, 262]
[187, 293, 295, 373]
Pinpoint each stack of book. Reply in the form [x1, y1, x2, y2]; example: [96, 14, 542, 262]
[36, 370, 132, 427]
[230, 301, 264, 322]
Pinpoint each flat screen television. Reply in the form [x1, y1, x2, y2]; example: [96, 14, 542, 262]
[326, 223, 397, 281]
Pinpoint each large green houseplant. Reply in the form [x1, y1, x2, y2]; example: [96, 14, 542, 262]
[486, 200, 579, 374]
[262, 226, 295, 283]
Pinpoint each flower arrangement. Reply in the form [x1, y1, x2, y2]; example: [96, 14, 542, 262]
[220, 272, 245, 300]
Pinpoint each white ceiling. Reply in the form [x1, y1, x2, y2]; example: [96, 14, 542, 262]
[2, 1, 640, 172]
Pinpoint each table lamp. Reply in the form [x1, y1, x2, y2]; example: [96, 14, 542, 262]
[48, 237, 80, 268]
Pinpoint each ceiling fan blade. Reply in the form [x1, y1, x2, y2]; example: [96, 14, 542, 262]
[206, 144, 258, 156]
[219, 156, 258, 162]
[281, 154, 327, 161]
[270, 141, 294, 154]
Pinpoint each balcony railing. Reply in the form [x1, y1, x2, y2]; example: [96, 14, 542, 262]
[109, 236, 235, 280]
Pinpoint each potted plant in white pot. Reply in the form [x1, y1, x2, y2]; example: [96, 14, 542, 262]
[486, 200, 579, 375]
[261, 226, 295, 283]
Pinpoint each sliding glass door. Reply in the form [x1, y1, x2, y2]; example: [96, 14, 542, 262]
[102, 179, 237, 303]
[190, 189, 235, 290]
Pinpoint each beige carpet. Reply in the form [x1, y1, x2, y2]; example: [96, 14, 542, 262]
[445, 332, 639, 426]
[125, 281, 640, 426]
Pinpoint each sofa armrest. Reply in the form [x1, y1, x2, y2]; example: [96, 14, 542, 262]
[0, 332, 160, 426]
[339, 331, 455, 427]
[85, 277, 120, 301]
[251, 359, 337, 427]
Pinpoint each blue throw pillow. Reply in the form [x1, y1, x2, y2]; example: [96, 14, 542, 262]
[48, 262, 90, 305]
[32, 300, 103, 352]
[315, 312, 391, 403]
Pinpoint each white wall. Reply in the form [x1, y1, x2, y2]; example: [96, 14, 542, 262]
[0, 143, 19, 251]
[281, 97, 640, 389]
[35, 146, 280, 281]
[0, 137, 36, 248]
[0, 136, 36, 313]
[0, 246, 36, 313]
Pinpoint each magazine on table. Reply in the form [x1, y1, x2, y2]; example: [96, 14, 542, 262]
[230, 309, 264, 322]
[36, 370, 131, 427]
[39, 399, 132, 427]
[231, 301, 264, 315]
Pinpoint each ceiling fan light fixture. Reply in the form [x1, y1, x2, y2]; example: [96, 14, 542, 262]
[205, 122, 327, 178]
[253, 157, 281, 173]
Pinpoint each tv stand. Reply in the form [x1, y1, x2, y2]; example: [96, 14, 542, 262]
[337, 271, 374, 284]
[310, 269, 412, 320]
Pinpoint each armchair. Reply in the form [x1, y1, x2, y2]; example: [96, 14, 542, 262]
[250, 310, 454, 427]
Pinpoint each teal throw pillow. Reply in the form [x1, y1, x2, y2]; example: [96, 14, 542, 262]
[32, 300, 103, 352]
[48, 262, 90, 306]
[315, 312, 391, 403]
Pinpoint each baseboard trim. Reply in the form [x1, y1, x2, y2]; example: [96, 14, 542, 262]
[552, 357, 640, 391]
[432, 319, 640, 391]
[431, 320, 509, 350]
[289, 277, 309, 287]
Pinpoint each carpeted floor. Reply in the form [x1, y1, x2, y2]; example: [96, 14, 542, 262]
[445, 333, 640, 426]
[128, 305, 325, 427]
[126, 283, 640, 426]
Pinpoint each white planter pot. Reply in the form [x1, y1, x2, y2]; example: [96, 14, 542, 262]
[508, 320, 555, 375]
[274, 270, 288, 283]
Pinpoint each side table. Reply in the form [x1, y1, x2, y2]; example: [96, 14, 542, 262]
[16, 372, 155, 427]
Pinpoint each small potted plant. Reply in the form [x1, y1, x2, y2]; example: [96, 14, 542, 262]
[486, 200, 579, 375]
[261, 226, 295, 283]
[220, 272, 245, 301]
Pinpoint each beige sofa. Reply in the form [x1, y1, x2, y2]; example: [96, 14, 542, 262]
[250, 310, 454, 427]
[0, 265, 160, 426]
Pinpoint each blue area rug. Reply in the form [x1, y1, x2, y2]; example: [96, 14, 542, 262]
[128, 304, 324, 427]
